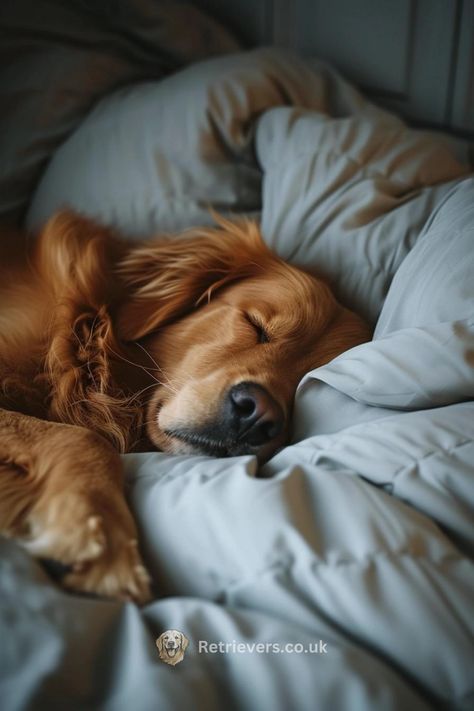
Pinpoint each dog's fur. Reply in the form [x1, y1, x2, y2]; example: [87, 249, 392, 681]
[0, 211, 370, 602]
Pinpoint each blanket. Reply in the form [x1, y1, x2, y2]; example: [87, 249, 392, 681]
[1, 45, 474, 711]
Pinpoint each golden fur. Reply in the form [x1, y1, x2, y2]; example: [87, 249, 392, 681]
[156, 630, 189, 666]
[0, 211, 370, 602]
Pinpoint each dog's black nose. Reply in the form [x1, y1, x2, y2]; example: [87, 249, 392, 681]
[226, 382, 283, 446]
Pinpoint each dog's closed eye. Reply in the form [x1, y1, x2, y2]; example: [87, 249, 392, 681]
[245, 314, 270, 344]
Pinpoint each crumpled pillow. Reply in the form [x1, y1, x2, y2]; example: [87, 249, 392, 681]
[257, 107, 470, 323]
[26, 47, 367, 236]
[304, 178, 474, 409]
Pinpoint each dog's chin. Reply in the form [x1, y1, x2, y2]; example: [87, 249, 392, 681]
[159, 427, 280, 463]
[165, 429, 243, 457]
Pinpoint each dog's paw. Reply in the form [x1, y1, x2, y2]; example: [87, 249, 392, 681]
[63, 536, 151, 604]
[19, 497, 151, 604]
[21, 512, 107, 563]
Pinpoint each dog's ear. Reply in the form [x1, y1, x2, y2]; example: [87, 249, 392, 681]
[37, 209, 124, 306]
[180, 633, 189, 652]
[37, 210, 140, 453]
[156, 635, 164, 653]
[116, 216, 271, 341]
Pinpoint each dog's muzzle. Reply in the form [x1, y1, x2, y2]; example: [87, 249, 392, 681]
[223, 381, 284, 446]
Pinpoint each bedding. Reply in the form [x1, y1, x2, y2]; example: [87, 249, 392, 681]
[1, 37, 474, 711]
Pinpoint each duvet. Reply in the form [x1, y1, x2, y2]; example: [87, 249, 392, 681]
[1, 15, 473, 711]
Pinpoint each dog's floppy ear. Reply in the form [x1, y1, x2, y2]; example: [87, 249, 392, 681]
[37, 209, 124, 306]
[116, 216, 271, 341]
[156, 634, 164, 653]
[180, 633, 189, 652]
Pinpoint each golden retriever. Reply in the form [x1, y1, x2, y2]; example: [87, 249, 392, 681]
[156, 630, 189, 666]
[0, 211, 370, 603]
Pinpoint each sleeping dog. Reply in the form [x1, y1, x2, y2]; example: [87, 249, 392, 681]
[0, 211, 369, 602]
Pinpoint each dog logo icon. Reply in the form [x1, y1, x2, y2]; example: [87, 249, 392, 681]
[156, 629, 189, 666]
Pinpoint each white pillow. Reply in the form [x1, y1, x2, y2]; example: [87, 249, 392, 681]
[305, 178, 474, 409]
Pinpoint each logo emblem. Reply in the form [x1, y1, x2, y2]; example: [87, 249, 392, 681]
[156, 629, 189, 666]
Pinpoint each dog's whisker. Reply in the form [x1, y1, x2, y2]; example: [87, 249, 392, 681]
[133, 341, 162, 372]
[133, 342, 180, 394]
[106, 345, 177, 395]
[127, 382, 162, 403]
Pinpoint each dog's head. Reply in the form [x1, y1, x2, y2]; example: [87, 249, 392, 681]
[118, 216, 370, 461]
[156, 629, 189, 666]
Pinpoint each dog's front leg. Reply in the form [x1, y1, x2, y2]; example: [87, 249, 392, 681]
[0, 408, 150, 603]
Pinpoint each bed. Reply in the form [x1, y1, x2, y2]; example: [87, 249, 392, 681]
[1, 2, 473, 709]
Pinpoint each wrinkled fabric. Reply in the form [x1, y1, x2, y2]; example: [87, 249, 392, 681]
[1, 48, 473, 710]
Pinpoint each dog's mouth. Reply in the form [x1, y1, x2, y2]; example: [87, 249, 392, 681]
[149, 389, 287, 462]
[164, 428, 242, 457]
[163, 427, 283, 462]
